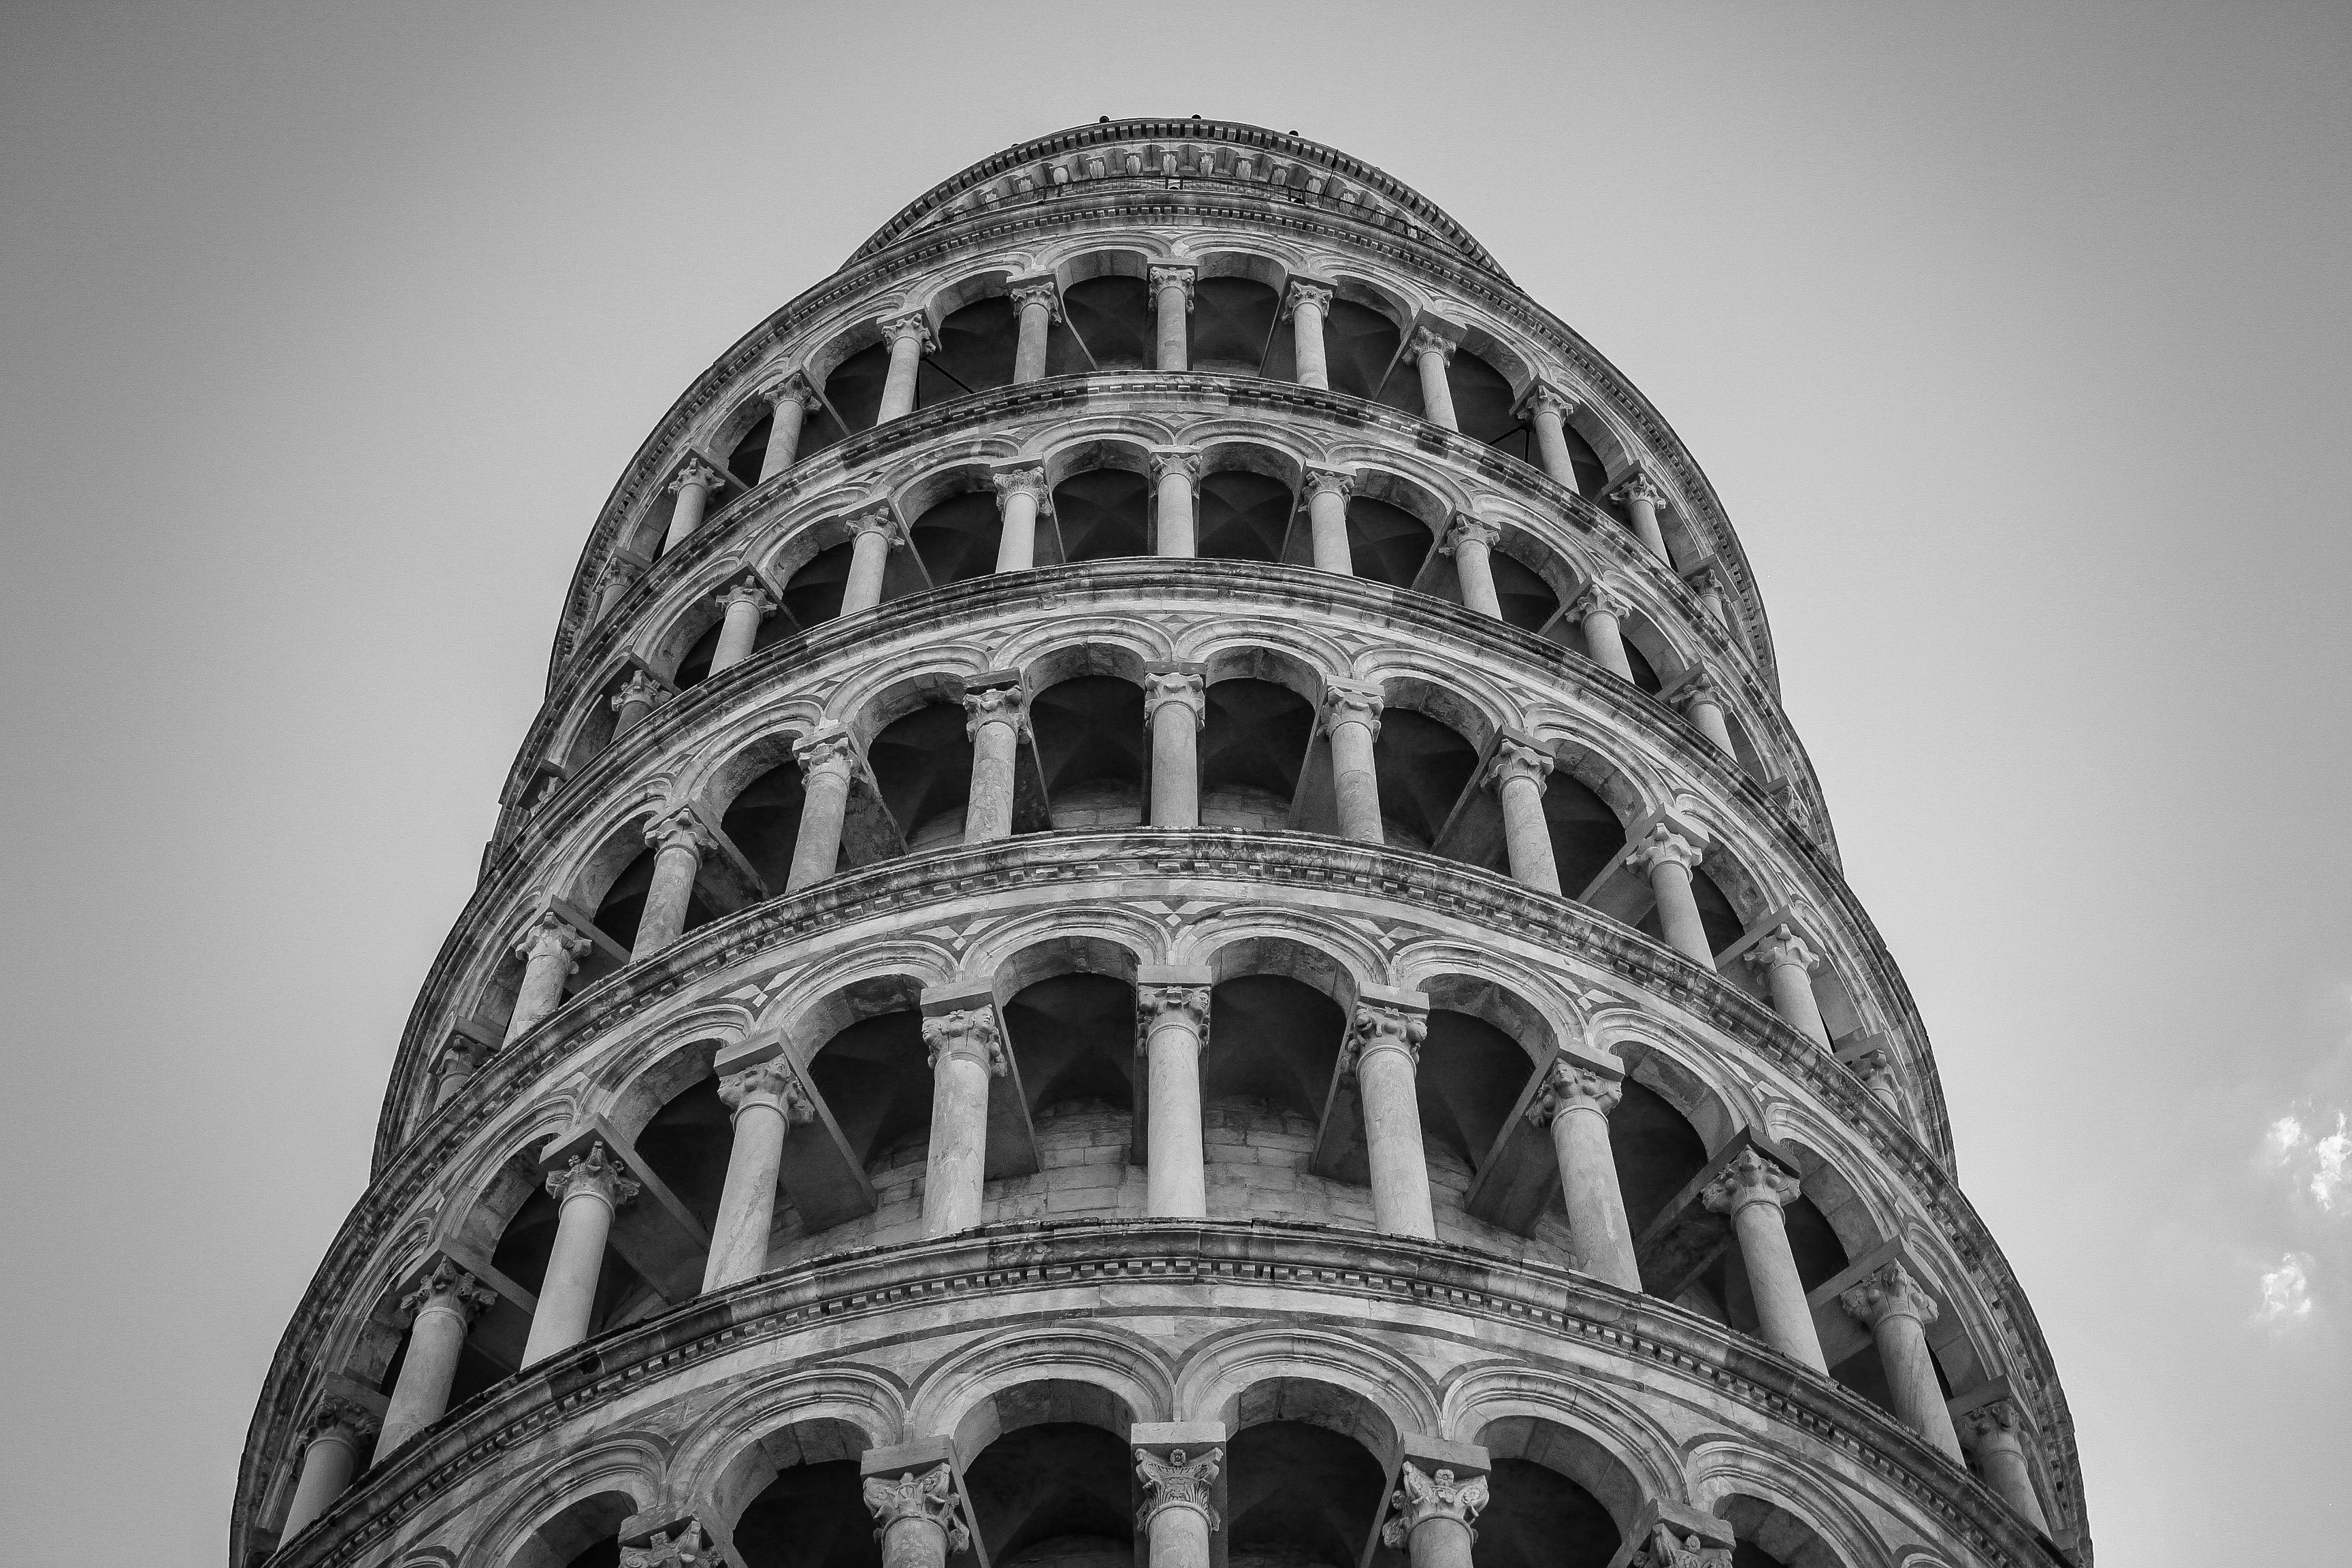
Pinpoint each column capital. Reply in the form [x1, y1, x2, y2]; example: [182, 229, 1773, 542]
[1147, 264, 1197, 310]
[1849, 1047, 1900, 1095]
[1148, 446, 1203, 483]
[1341, 1000, 1428, 1077]
[1378, 1460, 1489, 1548]
[620, 1520, 715, 1568]
[1959, 1396, 2029, 1448]
[1612, 472, 1671, 510]
[877, 311, 936, 351]
[306, 1395, 380, 1447]
[1408, 327, 1459, 364]
[862, 1465, 971, 1554]
[924, 1008, 1008, 1075]
[1627, 1521, 1733, 1568]
[1526, 1060, 1622, 1127]
[1137, 984, 1211, 1041]
[1569, 584, 1630, 623]
[1699, 1146, 1801, 1217]
[1281, 278, 1334, 318]
[1839, 1258, 1942, 1330]
[1302, 465, 1356, 500]
[1623, 823, 1705, 877]
[1135, 1445, 1223, 1529]
[434, 1032, 489, 1080]
[757, 370, 821, 414]
[962, 683, 1030, 740]
[1514, 380, 1579, 423]
[990, 463, 1052, 508]
[847, 506, 906, 547]
[398, 1258, 496, 1326]
[544, 1139, 642, 1210]
[643, 806, 712, 856]
[1485, 735, 1554, 793]
[513, 909, 594, 969]
[794, 723, 859, 780]
[1748, 922, 1823, 975]
[610, 669, 666, 714]
[718, 1058, 817, 1124]
[1441, 512, 1502, 555]
[714, 576, 776, 619]
[667, 459, 724, 496]
[1667, 668, 1724, 713]
[1006, 278, 1064, 322]
[1143, 668, 1207, 728]
[1318, 681, 1385, 738]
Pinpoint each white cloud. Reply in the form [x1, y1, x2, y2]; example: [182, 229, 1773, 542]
[2254, 1254, 2317, 1330]
[2267, 1114, 2306, 1162]
[2312, 1116, 2350, 1211]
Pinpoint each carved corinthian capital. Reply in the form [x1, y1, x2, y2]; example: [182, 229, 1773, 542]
[1840, 1259, 1942, 1329]
[544, 1141, 642, 1209]
[862, 1465, 971, 1553]
[923, 1009, 1007, 1075]
[514, 910, 593, 969]
[307, 1395, 379, 1446]
[962, 683, 1029, 740]
[877, 311, 936, 351]
[1379, 1461, 1488, 1549]
[610, 670, 665, 715]
[667, 460, 723, 496]
[644, 806, 711, 856]
[1318, 681, 1384, 739]
[1526, 1061, 1622, 1127]
[1143, 669, 1207, 728]
[1341, 1002, 1427, 1076]
[718, 1058, 816, 1124]
[1747, 923, 1823, 975]
[1441, 512, 1501, 555]
[714, 576, 775, 618]
[1629, 1524, 1731, 1568]
[1281, 280, 1333, 318]
[1147, 265, 1196, 310]
[1699, 1147, 1800, 1218]
[1485, 736, 1554, 793]
[1622, 823, 1705, 877]
[1136, 1446, 1223, 1529]
[794, 724, 858, 781]
[398, 1259, 496, 1326]
[1006, 278, 1064, 321]
[621, 1522, 714, 1568]
[1137, 985, 1211, 1045]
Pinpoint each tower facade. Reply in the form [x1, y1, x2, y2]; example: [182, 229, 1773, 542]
[237, 122, 2087, 1568]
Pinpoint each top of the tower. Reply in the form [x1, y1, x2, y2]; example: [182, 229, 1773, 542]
[849, 118, 1506, 279]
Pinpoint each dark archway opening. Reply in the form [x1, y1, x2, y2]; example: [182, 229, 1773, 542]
[1348, 497, 1434, 587]
[1198, 470, 1295, 562]
[734, 1459, 877, 1568]
[1032, 676, 1145, 828]
[965, 1423, 1135, 1568]
[1200, 677, 1313, 830]
[868, 701, 975, 849]
[1225, 1420, 1386, 1568]
[1371, 709, 1480, 851]
[1063, 276, 1152, 370]
[1054, 470, 1149, 561]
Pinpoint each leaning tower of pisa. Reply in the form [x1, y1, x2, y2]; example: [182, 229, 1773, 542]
[235, 120, 2088, 1568]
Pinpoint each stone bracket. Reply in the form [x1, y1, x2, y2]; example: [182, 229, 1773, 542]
[713, 1030, 879, 1232]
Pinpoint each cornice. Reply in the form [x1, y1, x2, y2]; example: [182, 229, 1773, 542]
[242, 1220, 2077, 1568]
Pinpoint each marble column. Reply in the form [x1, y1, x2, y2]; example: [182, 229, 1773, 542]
[661, 461, 725, 555]
[375, 1262, 495, 1460]
[1748, 924, 1831, 1047]
[1136, 1446, 1222, 1568]
[1379, 1460, 1488, 1568]
[1569, 587, 1636, 681]
[703, 1058, 815, 1291]
[521, 1142, 640, 1366]
[1144, 670, 1207, 827]
[1842, 1261, 1965, 1461]
[504, 911, 593, 1044]
[1137, 984, 1211, 1217]
[431, 1037, 486, 1109]
[1320, 683, 1386, 844]
[961, 685, 1028, 844]
[1486, 736, 1560, 894]
[1622, 825, 1714, 968]
[1515, 382, 1580, 490]
[991, 464, 1049, 572]
[1688, 564, 1731, 628]
[785, 725, 857, 892]
[1961, 1400, 2053, 1532]
[631, 808, 710, 960]
[279, 1399, 379, 1541]
[841, 508, 903, 614]
[875, 313, 935, 423]
[1527, 1062, 1640, 1289]
[1007, 279, 1062, 383]
[1851, 1049, 1907, 1118]
[1611, 474, 1673, 565]
[708, 578, 775, 675]
[1701, 1148, 1825, 1371]
[1284, 280, 1333, 389]
[757, 374, 822, 480]
[1149, 265, 1195, 371]
[1151, 447, 1201, 557]
[863, 1465, 970, 1568]
[919, 1009, 1006, 1235]
[1303, 467, 1356, 574]
[1408, 329, 1460, 430]
[609, 670, 664, 737]
[1345, 1000, 1435, 1239]
[1442, 514, 1504, 619]
[1672, 670, 1735, 755]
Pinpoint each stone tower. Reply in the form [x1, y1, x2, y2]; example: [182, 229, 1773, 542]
[236, 121, 2087, 1568]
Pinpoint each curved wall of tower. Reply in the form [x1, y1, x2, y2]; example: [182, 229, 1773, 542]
[235, 121, 2089, 1568]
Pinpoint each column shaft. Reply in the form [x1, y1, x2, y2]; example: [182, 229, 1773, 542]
[1686, 695, 1735, 754]
[1528, 399, 1576, 487]
[1288, 284, 1331, 389]
[878, 325, 926, 422]
[1731, 1196, 1827, 1370]
[1013, 296, 1054, 382]
[662, 471, 716, 555]
[1154, 459, 1197, 557]
[964, 710, 1021, 844]
[759, 393, 810, 480]
[1354, 1031, 1435, 1239]
[1874, 1311, 1966, 1460]
[1145, 1504, 1212, 1568]
[1623, 493, 1671, 564]
[375, 1294, 474, 1458]
[1415, 340, 1459, 429]
[1552, 1105, 1640, 1288]
[1495, 772, 1560, 894]
[702, 1094, 790, 1292]
[521, 1186, 617, 1365]
[1452, 531, 1501, 617]
[879, 1517, 951, 1568]
[841, 522, 894, 613]
[995, 485, 1041, 572]
[1328, 716, 1383, 843]
[708, 588, 771, 674]
[1153, 273, 1191, 370]
[1753, 930, 1832, 1046]
[786, 736, 855, 892]
[1147, 687, 1203, 827]
[1306, 478, 1353, 573]
[279, 1429, 363, 1541]
[920, 1014, 1000, 1235]
[1971, 1422, 2053, 1532]
[1646, 857, 1714, 966]
[1141, 1000, 1209, 1218]
[1578, 604, 1635, 680]
[632, 830, 702, 960]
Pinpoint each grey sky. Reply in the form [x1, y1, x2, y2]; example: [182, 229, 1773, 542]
[2, 3, 2345, 1563]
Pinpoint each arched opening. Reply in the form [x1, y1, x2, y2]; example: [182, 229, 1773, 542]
[965, 1420, 1134, 1568]
[508, 1491, 639, 1568]
[1004, 971, 1137, 1128]
[1488, 416, 1608, 499]
[717, 761, 808, 893]
[1197, 468, 1296, 563]
[1417, 1007, 1533, 1181]
[1348, 495, 1436, 588]
[868, 699, 976, 849]
[1190, 276, 1281, 375]
[1372, 708, 1480, 851]
[632, 1076, 730, 1237]
[1062, 274, 1153, 369]
[1714, 1496, 1843, 1568]
[821, 342, 892, 433]
[1541, 771, 1625, 896]
[1632, 868, 1745, 960]
[1054, 468, 1149, 561]
[726, 414, 773, 489]
[1199, 676, 1315, 830]
[485, 1177, 652, 1355]
[908, 489, 1004, 588]
[1031, 674, 1145, 828]
[1320, 296, 1403, 399]
[1223, 1379, 1394, 1568]
[1200, 966, 1347, 1209]
[806, 1007, 934, 1189]
[674, 602, 795, 691]
[932, 295, 1019, 397]
[719, 1417, 879, 1568]
[1478, 549, 1563, 634]
[591, 845, 714, 953]
[1610, 1078, 1712, 1239]
[1475, 1457, 1622, 1568]
[780, 530, 928, 630]
[1376, 343, 1516, 438]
